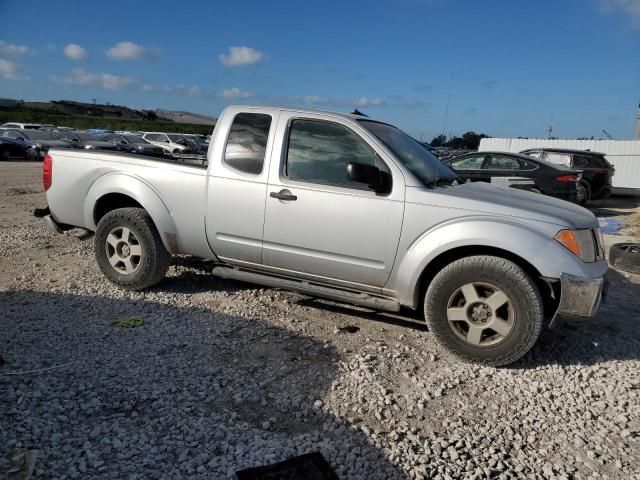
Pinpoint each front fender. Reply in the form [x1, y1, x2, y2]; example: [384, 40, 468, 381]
[388, 216, 606, 308]
[84, 171, 178, 253]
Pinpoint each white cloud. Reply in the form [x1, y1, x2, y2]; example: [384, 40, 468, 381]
[303, 95, 331, 105]
[171, 84, 202, 96]
[357, 96, 383, 107]
[598, 0, 640, 23]
[218, 87, 254, 99]
[218, 46, 264, 67]
[0, 59, 18, 79]
[142, 83, 202, 96]
[106, 41, 160, 60]
[0, 41, 29, 56]
[0, 58, 28, 80]
[62, 68, 136, 90]
[63, 43, 86, 60]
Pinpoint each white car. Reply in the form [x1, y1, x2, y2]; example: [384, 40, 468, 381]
[1, 122, 45, 130]
[141, 132, 188, 154]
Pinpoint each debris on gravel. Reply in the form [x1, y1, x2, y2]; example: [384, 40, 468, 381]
[1, 162, 639, 479]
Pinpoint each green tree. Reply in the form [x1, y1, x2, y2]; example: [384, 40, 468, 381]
[430, 134, 446, 147]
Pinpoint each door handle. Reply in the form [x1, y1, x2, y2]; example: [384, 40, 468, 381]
[270, 190, 297, 201]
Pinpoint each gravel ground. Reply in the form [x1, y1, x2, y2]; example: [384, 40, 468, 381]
[1, 161, 639, 480]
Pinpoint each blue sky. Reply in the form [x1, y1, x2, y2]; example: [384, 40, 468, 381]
[1, 0, 639, 140]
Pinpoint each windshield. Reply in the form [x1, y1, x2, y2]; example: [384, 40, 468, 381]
[167, 134, 185, 142]
[358, 120, 457, 186]
[24, 130, 56, 140]
[75, 132, 96, 141]
[122, 135, 147, 143]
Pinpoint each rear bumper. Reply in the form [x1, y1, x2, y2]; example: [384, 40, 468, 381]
[550, 273, 606, 327]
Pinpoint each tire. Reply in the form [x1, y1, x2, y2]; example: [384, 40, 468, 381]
[424, 255, 543, 367]
[25, 148, 37, 162]
[95, 207, 171, 290]
[575, 182, 587, 205]
[577, 181, 590, 206]
[609, 243, 640, 275]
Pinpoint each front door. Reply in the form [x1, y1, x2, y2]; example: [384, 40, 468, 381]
[262, 116, 404, 288]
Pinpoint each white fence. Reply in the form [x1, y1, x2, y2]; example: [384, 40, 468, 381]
[478, 138, 640, 193]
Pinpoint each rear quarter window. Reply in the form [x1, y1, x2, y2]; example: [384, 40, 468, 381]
[223, 113, 272, 175]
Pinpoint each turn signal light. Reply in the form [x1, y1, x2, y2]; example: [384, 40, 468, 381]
[554, 230, 581, 257]
[556, 175, 578, 182]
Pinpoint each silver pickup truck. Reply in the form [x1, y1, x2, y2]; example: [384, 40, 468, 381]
[37, 106, 607, 366]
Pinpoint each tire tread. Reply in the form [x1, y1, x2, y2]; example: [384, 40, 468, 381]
[424, 255, 543, 367]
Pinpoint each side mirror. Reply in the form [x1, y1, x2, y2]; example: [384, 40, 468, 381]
[347, 162, 385, 192]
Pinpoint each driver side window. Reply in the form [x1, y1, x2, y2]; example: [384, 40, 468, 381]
[285, 119, 384, 190]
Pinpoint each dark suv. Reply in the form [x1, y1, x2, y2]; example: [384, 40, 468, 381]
[521, 148, 614, 202]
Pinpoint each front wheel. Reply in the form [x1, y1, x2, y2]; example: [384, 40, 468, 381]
[424, 256, 543, 366]
[95, 207, 171, 290]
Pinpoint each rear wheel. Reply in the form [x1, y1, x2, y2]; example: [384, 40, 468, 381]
[424, 255, 543, 366]
[576, 182, 589, 205]
[95, 207, 171, 290]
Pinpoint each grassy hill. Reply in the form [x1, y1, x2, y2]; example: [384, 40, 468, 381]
[0, 100, 215, 134]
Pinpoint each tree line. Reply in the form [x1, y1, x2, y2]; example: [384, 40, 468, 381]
[429, 131, 490, 150]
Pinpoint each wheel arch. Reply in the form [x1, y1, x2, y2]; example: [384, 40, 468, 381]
[414, 245, 556, 320]
[85, 173, 178, 253]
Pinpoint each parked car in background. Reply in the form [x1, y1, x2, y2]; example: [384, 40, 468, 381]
[100, 133, 166, 158]
[141, 132, 189, 154]
[0, 122, 44, 130]
[443, 151, 584, 203]
[521, 148, 614, 202]
[184, 134, 210, 153]
[55, 130, 119, 151]
[86, 128, 115, 135]
[1, 136, 34, 160]
[0, 128, 73, 160]
[38, 105, 607, 367]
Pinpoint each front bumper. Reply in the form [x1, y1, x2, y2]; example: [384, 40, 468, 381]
[550, 273, 606, 328]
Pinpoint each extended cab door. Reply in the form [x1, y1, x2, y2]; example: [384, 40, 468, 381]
[205, 108, 279, 264]
[261, 113, 405, 288]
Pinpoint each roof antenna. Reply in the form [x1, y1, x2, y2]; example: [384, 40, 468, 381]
[434, 72, 454, 189]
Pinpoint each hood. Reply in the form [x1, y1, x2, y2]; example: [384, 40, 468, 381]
[134, 143, 162, 150]
[408, 181, 597, 229]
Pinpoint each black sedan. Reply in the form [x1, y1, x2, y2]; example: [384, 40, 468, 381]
[0, 128, 73, 160]
[100, 134, 166, 158]
[0, 136, 33, 160]
[55, 131, 119, 151]
[442, 151, 584, 203]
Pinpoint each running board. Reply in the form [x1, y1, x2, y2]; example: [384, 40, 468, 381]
[211, 266, 401, 312]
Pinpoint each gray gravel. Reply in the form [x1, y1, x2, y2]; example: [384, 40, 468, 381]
[1, 162, 639, 479]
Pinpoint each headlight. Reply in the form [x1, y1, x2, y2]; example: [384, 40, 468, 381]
[554, 229, 598, 262]
[84, 145, 95, 150]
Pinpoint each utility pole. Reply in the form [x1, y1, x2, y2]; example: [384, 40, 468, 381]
[546, 116, 554, 139]
[441, 72, 454, 140]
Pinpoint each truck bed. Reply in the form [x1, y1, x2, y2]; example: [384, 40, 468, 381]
[45, 148, 212, 258]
